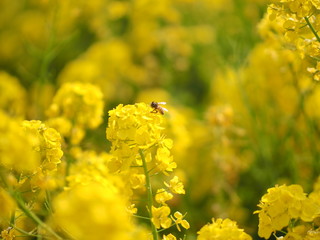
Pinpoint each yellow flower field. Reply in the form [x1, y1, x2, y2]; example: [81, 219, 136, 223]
[1, 0, 320, 239]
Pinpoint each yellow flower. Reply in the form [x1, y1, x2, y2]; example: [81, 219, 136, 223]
[155, 147, 177, 175]
[22, 120, 63, 173]
[300, 198, 320, 222]
[163, 233, 177, 240]
[155, 188, 173, 205]
[129, 173, 146, 189]
[106, 103, 171, 173]
[165, 176, 185, 194]
[171, 211, 190, 231]
[1, 227, 15, 240]
[255, 184, 312, 239]
[127, 204, 138, 215]
[266, 0, 320, 67]
[151, 206, 172, 229]
[106, 103, 164, 147]
[47, 82, 104, 144]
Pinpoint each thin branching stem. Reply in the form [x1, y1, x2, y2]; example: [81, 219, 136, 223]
[304, 16, 320, 42]
[13, 194, 63, 240]
[11, 225, 41, 238]
[132, 215, 151, 220]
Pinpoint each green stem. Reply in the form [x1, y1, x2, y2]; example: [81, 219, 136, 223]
[14, 195, 63, 240]
[139, 149, 158, 240]
[10, 225, 40, 238]
[10, 211, 15, 225]
[132, 215, 151, 220]
[304, 17, 320, 43]
[44, 190, 53, 215]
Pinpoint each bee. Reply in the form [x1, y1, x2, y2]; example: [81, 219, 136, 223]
[150, 101, 168, 115]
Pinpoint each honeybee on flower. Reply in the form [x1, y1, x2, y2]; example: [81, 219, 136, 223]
[150, 101, 168, 115]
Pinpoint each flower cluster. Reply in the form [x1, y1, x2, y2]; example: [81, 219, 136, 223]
[197, 218, 252, 240]
[106, 102, 189, 239]
[47, 82, 104, 144]
[106, 103, 175, 174]
[3, 0, 320, 239]
[255, 184, 320, 239]
[268, 0, 320, 80]
[22, 120, 63, 173]
[16, 120, 63, 192]
[0, 227, 15, 240]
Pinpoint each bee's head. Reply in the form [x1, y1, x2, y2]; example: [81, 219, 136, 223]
[150, 101, 158, 108]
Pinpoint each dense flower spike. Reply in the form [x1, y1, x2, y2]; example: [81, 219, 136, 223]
[3, 0, 320, 239]
[22, 120, 63, 173]
[267, 0, 320, 80]
[106, 103, 173, 172]
[106, 102, 189, 239]
[255, 184, 320, 239]
[47, 82, 104, 144]
[197, 218, 252, 240]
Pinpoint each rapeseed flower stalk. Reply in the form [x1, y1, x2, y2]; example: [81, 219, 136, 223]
[0, 116, 64, 239]
[4, 0, 320, 239]
[106, 102, 189, 240]
[21, 120, 63, 174]
[15, 120, 63, 193]
[255, 184, 320, 239]
[47, 81, 104, 144]
[267, 0, 320, 80]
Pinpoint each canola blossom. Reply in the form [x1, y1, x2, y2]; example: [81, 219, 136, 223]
[1, 0, 320, 239]
[255, 184, 320, 239]
[106, 103, 189, 239]
[47, 82, 104, 144]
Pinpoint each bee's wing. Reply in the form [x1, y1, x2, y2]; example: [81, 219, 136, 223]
[158, 102, 167, 105]
[162, 107, 169, 112]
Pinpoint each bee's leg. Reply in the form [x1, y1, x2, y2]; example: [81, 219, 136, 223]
[150, 109, 158, 113]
